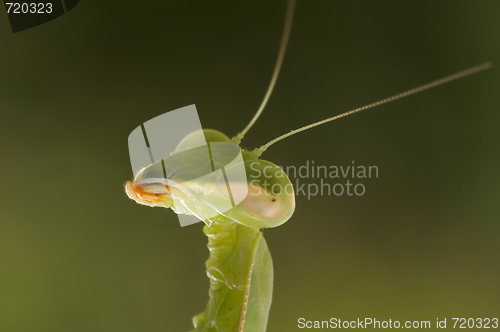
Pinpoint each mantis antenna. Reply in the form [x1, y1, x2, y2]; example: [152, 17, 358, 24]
[257, 62, 492, 153]
[233, 0, 297, 144]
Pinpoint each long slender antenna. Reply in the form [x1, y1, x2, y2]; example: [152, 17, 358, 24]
[233, 0, 297, 144]
[257, 62, 492, 153]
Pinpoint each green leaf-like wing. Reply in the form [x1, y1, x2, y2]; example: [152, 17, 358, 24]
[190, 219, 273, 332]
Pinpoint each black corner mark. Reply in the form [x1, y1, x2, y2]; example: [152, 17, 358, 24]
[3, 0, 79, 33]
[63, 0, 77, 12]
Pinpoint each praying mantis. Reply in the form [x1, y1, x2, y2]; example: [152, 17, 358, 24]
[124, 1, 490, 331]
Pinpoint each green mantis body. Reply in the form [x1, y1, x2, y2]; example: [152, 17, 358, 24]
[126, 129, 295, 332]
[185, 135, 294, 332]
[125, 2, 490, 331]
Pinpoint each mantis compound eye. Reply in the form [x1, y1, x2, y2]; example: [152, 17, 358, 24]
[224, 160, 295, 228]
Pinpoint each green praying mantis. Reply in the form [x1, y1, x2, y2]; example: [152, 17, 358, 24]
[125, 1, 491, 331]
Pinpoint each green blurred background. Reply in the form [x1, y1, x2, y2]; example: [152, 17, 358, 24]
[0, 1, 499, 331]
